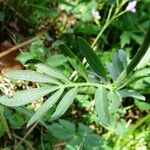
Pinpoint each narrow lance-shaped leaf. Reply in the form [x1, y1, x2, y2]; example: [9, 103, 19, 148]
[107, 90, 122, 113]
[0, 86, 59, 107]
[118, 49, 128, 67]
[5, 70, 61, 85]
[119, 89, 145, 101]
[113, 25, 150, 88]
[51, 87, 78, 120]
[78, 37, 107, 80]
[60, 44, 88, 81]
[136, 46, 150, 69]
[36, 63, 69, 82]
[95, 86, 110, 127]
[0, 106, 11, 137]
[27, 89, 64, 127]
[112, 52, 124, 79]
[127, 74, 150, 85]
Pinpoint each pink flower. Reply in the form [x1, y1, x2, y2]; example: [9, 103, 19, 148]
[126, 1, 137, 13]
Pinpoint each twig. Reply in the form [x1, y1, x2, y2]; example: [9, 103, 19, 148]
[11, 134, 34, 150]
[41, 127, 45, 150]
[14, 122, 38, 150]
[0, 36, 40, 58]
[54, 141, 67, 148]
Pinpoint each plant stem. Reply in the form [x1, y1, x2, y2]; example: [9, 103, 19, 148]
[70, 2, 127, 80]
[11, 134, 34, 150]
[14, 122, 38, 150]
[92, 5, 114, 48]
[0, 36, 41, 58]
[91, 21, 111, 49]
[70, 4, 114, 80]
[60, 81, 111, 90]
[113, 23, 150, 89]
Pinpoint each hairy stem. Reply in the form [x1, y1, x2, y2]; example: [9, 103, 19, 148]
[60, 81, 111, 90]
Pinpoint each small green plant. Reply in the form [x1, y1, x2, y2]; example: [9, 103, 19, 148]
[0, 0, 150, 149]
[0, 24, 149, 129]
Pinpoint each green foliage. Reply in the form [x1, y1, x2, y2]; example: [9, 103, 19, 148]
[0, 86, 58, 106]
[60, 44, 88, 81]
[36, 63, 69, 82]
[0, 34, 149, 131]
[60, 0, 98, 22]
[0, 11, 4, 22]
[108, 49, 128, 80]
[51, 87, 78, 121]
[95, 87, 110, 127]
[0, 106, 10, 137]
[49, 119, 107, 150]
[135, 100, 150, 112]
[107, 90, 122, 113]
[119, 89, 145, 101]
[8, 113, 24, 129]
[5, 70, 60, 84]
[137, 46, 150, 69]
[0, 0, 150, 149]
[1, 0, 58, 29]
[78, 37, 107, 80]
[16, 40, 48, 63]
[27, 89, 64, 127]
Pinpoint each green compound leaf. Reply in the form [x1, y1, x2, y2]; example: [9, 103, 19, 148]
[95, 86, 110, 127]
[0, 86, 59, 107]
[60, 44, 88, 81]
[107, 90, 122, 113]
[27, 89, 64, 127]
[5, 70, 61, 85]
[36, 63, 69, 82]
[51, 87, 78, 120]
[78, 37, 107, 80]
